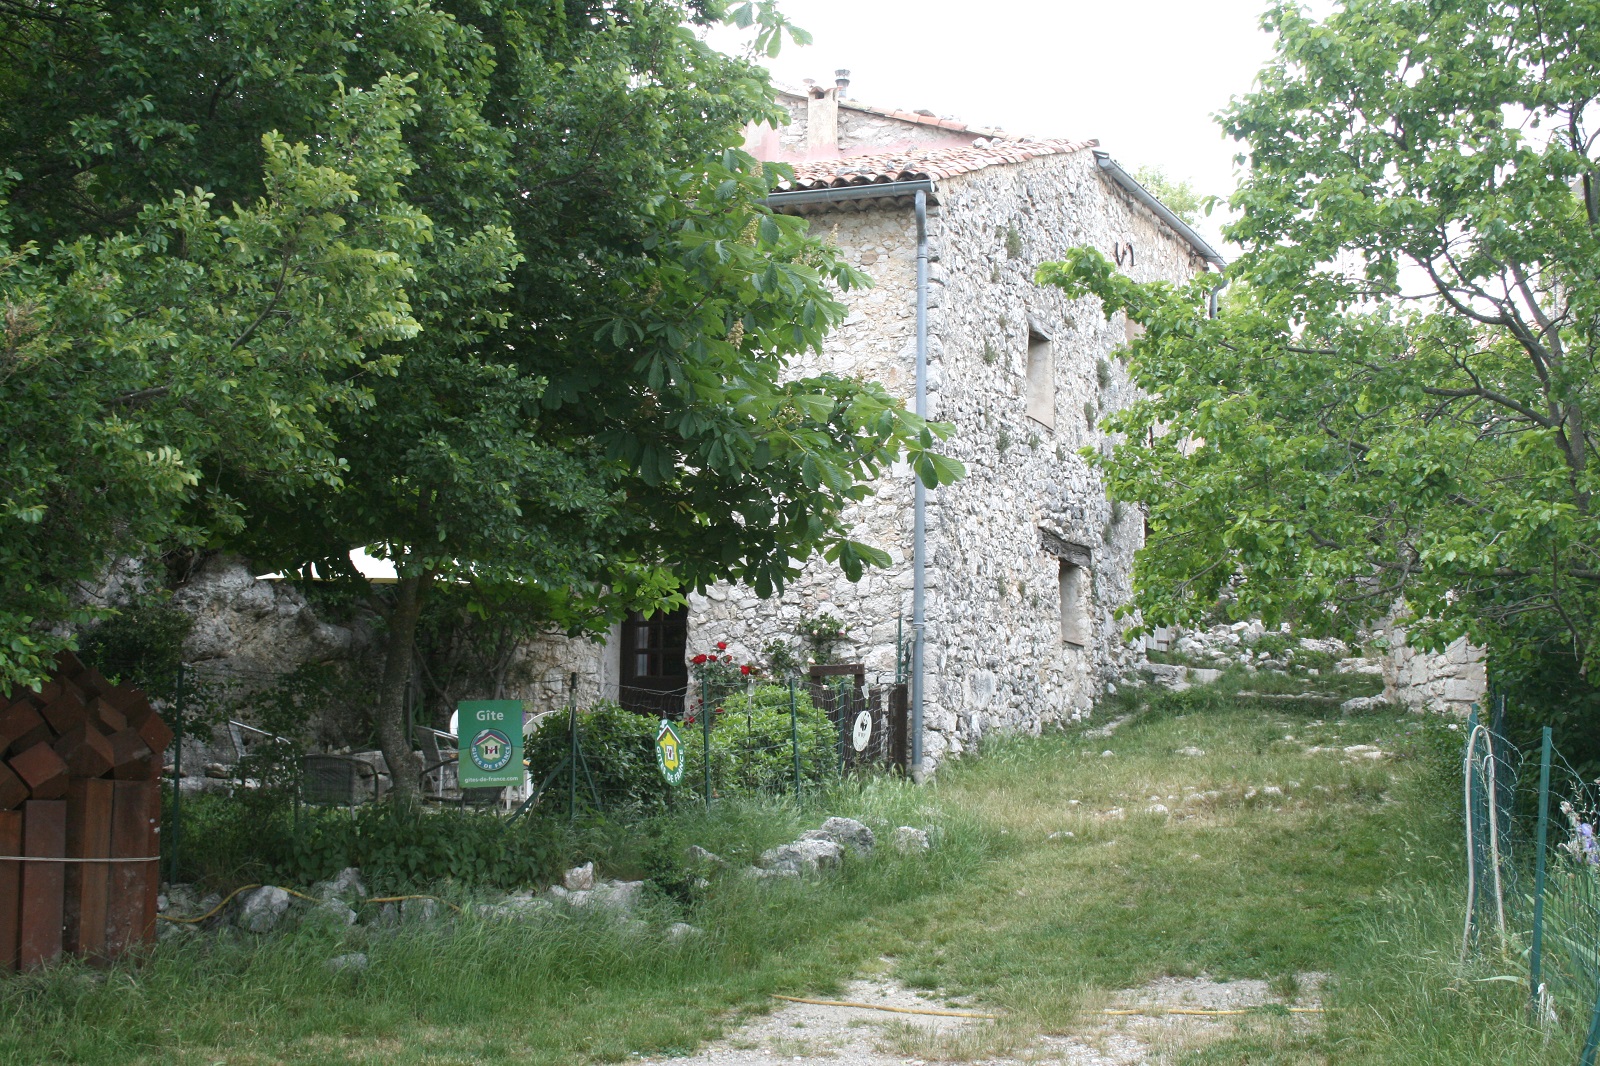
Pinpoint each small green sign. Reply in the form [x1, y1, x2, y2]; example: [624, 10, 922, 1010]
[656, 719, 685, 785]
[458, 700, 524, 788]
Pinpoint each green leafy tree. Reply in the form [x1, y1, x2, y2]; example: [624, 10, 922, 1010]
[1132, 166, 1204, 227]
[1038, 0, 1600, 686]
[2, 1, 963, 795]
[0, 75, 428, 684]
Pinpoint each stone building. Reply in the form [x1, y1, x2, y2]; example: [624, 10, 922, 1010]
[564, 78, 1223, 771]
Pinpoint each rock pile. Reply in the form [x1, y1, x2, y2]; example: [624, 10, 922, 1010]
[741, 816, 932, 879]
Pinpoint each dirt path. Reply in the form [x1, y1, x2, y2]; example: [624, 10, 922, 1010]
[637, 972, 1324, 1066]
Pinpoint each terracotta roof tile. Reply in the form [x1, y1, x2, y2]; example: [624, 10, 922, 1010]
[779, 138, 1100, 189]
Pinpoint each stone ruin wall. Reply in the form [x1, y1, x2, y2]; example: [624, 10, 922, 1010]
[1381, 630, 1487, 716]
[1141, 620, 1488, 716]
[689, 150, 1207, 771]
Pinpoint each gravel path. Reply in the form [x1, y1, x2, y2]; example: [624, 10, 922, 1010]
[635, 973, 1325, 1066]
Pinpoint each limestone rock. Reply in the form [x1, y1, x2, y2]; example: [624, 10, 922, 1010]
[313, 867, 366, 901]
[563, 862, 596, 891]
[666, 922, 703, 943]
[173, 553, 354, 667]
[325, 952, 369, 974]
[758, 839, 843, 876]
[315, 899, 358, 927]
[685, 845, 727, 867]
[589, 880, 645, 915]
[477, 896, 552, 922]
[157, 920, 197, 942]
[1175, 746, 1206, 757]
[1339, 695, 1391, 715]
[402, 898, 439, 923]
[800, 817, 875, 856]
[891, 826, 931, 853]
[237, 886, 292, 933]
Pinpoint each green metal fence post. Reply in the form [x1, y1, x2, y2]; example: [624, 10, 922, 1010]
[702, 675, 712, 808]
[1582, 992, 1600, 1066]
[790, 679, 801, 799]
[1531, 725, 1552, 1018]
[567, 676, 578, 823]
[167, 662, 185, 885]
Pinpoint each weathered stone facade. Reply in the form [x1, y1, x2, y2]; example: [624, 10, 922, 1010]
[674, 95, 1216, 771]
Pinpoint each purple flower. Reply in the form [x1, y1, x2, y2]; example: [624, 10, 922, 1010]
[1580, 823, 1599, 865]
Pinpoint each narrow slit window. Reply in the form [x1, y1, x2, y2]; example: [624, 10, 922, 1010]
[1059, 559, 1089, 646]
[1026, 331, 1055, 428]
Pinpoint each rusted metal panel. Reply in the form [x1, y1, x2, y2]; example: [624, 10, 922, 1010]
[0, 810, 21, 971]
[54, 724, 115, 780]
[105, 780, 159, 959]
[9, 742, 69, 800]
[18, 799, 66, 970]
[65, 779, 113, 959]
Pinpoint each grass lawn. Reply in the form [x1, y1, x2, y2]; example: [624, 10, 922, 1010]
[0, 687, 1570, 1064]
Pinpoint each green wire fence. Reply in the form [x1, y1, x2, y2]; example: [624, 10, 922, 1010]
[1463, 699, 1600, 1065]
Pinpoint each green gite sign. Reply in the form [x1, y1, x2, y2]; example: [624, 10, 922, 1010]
[457, 700, 524, 788]
[655, 719, 685, 785]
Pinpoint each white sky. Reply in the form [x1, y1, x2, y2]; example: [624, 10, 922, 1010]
[711, 0, 1285, 249]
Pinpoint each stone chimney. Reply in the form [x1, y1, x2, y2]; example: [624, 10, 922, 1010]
[806, 80, 840, 155]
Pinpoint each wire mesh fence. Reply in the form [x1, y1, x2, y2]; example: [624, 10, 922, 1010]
[116, 655, 910, 886]
[520, 674, 909, 819]
[1462, 698, 1600, 1064]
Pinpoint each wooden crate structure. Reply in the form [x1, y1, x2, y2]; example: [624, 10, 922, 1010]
[1, 652, 168, 971]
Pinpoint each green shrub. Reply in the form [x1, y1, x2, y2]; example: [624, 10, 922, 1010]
[169, 790, 565, 893]
[1251, 631, 1292, 658]
[525, 701, 671, 813]
[526, 689, 839, 815]
[702, 685, 836, 795]
[281, 803, 563, 892]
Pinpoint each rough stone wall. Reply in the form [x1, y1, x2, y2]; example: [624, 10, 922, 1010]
[1144, 616, 1486, 718]
[501, 625, 620, 714]
[689, 150, 1208, 771]
[173, 555, 359, 669]
[1381, 629, 1487, 716]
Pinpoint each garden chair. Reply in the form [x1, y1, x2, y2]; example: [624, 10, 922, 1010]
[417, 727, 458, 800]
[225, 720, 296, 788]
[299, 753, 381, 813]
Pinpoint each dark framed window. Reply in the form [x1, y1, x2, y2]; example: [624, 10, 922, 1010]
[619, 607, 688, 713]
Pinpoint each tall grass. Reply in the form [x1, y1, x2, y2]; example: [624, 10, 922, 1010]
[1, 690, 1581, 1065]
[0, 782, 990, 1065]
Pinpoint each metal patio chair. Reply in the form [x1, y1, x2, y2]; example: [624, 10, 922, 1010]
[417, 727, 458, 800]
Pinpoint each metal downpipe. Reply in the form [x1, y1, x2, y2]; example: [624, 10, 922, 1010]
[911, 189, 928, 783]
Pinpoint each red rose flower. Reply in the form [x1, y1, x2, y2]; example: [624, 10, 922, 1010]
[740, 664, 752, 675]
[685, 715, 696, 725]
[691, 653, 708, 664]
[723, 654, 733, 662]
[714, 706, 724, 714]
[716, 641, 728, 650]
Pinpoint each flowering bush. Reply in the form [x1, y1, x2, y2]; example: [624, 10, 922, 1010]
[687, 640, 759, 720]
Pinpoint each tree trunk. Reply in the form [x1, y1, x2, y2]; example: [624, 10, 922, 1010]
[376, 573, 428, 802]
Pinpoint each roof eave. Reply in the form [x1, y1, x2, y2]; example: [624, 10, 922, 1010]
[765, 178, 938, 213]
[1093, 151, 1225, 269]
